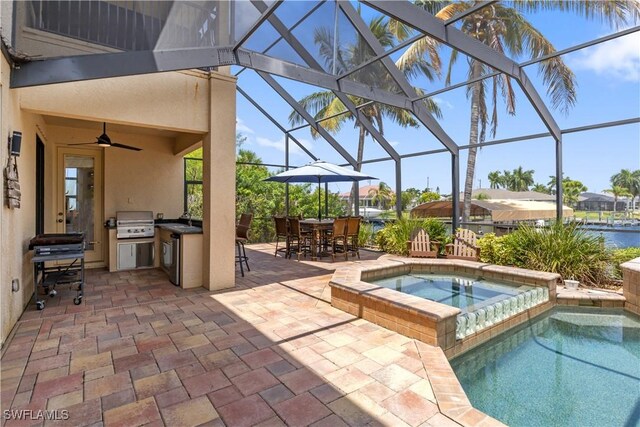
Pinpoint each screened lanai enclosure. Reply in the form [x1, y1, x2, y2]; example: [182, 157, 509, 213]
[7, 0, 639, 230]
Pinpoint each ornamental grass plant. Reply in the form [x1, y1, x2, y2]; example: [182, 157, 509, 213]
[478, 223, 611, 284]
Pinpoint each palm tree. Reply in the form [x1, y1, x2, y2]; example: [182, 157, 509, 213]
[487, 171, 502, 189]
[562, 178, 587, 207]
[405, 1, 639, 222]
[501, 170, 514, 191]
[368, 182, 394, 209]
[510, 166, 535, 191]
[289, 15, 441, 214]
[611, 169, 640, 211]
[532, 183, 550, 194]
[604, 185, 631, 213]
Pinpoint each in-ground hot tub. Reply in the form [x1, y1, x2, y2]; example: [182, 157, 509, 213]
[371, 273, 550, 341]
[330, 258, 561, 357]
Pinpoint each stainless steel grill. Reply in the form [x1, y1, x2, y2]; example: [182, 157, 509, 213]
[116, 211, 155, 239]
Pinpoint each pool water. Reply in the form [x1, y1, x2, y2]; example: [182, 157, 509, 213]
[371, 274, 534, 313]
[451, 307, 640, 427]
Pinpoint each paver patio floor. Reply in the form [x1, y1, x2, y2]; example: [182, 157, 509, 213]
[1, 244, 500, 427]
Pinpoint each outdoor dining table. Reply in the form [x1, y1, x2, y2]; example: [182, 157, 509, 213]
[300, 219, 334, 261]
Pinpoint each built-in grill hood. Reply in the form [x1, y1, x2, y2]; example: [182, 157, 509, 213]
[116, 211, 155, 239]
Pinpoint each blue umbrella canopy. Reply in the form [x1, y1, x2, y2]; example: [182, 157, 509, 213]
[264, 161, 377, 219]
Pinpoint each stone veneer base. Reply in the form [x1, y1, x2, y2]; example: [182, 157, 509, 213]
[621, 257, 640, 316]
[330, 257, 562, 358]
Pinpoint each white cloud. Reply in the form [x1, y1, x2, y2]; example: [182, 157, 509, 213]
[236, 117, 254, 135]
[255, 136, 314, 157]
[432, 97, 454, 109]
[389, 140, 400, 147]
[569, 32, 640, 82]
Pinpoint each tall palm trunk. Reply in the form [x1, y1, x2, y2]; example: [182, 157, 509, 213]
[463, 63, 482, 223]
[349, 125, 367, 215]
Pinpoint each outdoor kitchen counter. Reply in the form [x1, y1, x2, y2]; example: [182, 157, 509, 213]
[156, 224, 203, 289]
[155, 223, 203, 234]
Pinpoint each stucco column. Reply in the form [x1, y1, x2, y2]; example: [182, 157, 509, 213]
[202, 73, 237, 291]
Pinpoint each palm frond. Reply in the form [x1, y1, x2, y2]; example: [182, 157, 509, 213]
[445, 49, 459, 87]
[511, 0, 640, 28]
[433, 2, 472, 21]
[288, 91, 350, 138]
[513, 15, 577, 114]
[396, 36, 442, 81]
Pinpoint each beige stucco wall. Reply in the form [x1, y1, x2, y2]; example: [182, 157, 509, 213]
[203, 73, 237, 291]
[0, 54, 51, 348]
[44, 125, 185, 220]
[20, 71, 211, 134]
[1, 64, 237, 346]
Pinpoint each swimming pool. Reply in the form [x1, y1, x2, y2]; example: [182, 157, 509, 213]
[371, 274, 537, 313]
[451, 307, 640, 427]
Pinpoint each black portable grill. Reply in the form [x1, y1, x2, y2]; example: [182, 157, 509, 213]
[30, 233, 85, 310]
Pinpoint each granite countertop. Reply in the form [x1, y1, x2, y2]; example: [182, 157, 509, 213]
[104, 218, 203, 235]
[155, 222, 203, 235]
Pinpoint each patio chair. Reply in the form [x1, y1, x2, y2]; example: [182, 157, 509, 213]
[346, 216, 361, 259]
[407, 228, 439, 258]
[445, 229, 480, 261]
[328, 217, 348, 261]
[273, 216, 289, 257]
[288, 217, 311, 261]
[236, 213, 253, 276]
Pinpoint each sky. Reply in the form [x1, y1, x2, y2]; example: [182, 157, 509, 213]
[232, 1, 640, 196]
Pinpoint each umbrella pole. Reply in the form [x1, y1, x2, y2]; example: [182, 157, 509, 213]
[325, 182, 329, 219]
[318, 178, 322, 221]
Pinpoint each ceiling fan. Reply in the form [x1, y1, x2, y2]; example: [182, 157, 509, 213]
[67, 122, 142, 151]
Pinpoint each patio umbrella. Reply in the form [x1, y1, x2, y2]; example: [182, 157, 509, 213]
[264, 160, 377, 220]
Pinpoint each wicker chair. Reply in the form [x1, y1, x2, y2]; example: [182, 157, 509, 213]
[445, 229, 480, 261]
[328, 217, 348, 261]
[236, 213, 253, 276]
[273, 216, 289, 257]
[288, 217, 311, 260]
[407, 228, 439, 258]
[346, 216, 361, 259]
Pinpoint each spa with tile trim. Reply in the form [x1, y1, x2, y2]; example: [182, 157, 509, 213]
[329, 258, 561, 358]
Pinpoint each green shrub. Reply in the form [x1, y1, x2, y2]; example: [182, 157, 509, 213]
[611, 247, 640, 279]
[358, 222, 376, 248]
[477, 233, 518, 266]
[376, 217, 448, 256]
[477, 223, 611, 284]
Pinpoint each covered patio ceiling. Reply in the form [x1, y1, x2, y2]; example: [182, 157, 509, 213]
[5, 0, 639, 229]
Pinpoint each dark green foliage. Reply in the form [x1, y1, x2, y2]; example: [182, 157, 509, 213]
[185, 139, 346, 243]
[376, 218, 448, 256]
[236, 149, 346, 243]
[478, 223, 611, 284]
[358, 222, 376, 248]
[611, 247, 640, 279]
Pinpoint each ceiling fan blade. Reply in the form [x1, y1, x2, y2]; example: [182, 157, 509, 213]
[111, 142, 142, 151]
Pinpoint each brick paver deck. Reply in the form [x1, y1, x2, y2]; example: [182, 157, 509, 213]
[1, 244, 501, 426]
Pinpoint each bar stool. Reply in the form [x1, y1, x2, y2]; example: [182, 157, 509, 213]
[236, 213, 253, 276]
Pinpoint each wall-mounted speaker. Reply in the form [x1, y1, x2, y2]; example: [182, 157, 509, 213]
[10, 131, 22, 157]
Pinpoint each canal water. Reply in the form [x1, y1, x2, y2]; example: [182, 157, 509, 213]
[582, 225, 639, 249]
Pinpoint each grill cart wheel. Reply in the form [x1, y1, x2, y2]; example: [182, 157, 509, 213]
[48, 289, 57, 297]
[74, 296, 82, 305]
[36, 301, 45, 310]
